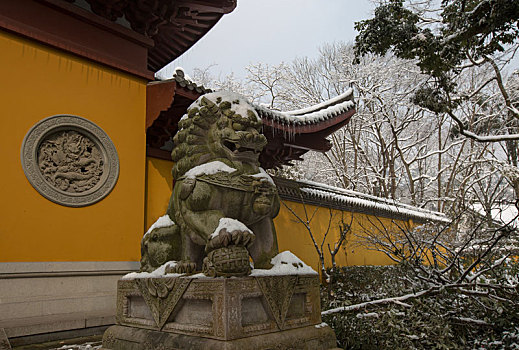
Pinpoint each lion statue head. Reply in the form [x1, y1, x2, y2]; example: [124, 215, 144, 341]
[171, 92, 267, 179]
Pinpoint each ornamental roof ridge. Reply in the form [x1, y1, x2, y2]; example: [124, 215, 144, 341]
[173, 68, 213, 94]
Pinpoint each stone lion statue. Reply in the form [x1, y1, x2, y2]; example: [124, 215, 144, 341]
[140, 92, 280, 276]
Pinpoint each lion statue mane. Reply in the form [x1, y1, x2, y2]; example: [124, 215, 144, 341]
[140, 91, 280, 276]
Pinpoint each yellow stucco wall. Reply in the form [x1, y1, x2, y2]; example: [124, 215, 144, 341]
[145, 157, 174, 229]
[0, 30, 146, 262]
[143, 157, 397, 271]
[275, 201, 396, 272]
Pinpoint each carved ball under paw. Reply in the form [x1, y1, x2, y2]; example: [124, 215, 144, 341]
[206, 229, 232, 252]
[202, 246, 251, 277]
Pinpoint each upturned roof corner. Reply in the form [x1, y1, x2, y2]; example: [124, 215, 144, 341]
[146, 71, 357, 168]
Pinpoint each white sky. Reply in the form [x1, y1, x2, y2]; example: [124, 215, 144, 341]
[156, 0, 374, 80]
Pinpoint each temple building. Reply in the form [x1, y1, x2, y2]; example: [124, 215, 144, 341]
[0, 0, 448, 346]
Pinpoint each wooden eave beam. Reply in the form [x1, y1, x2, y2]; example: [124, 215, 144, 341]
[284, 138, 331, 152]
[174, 87, 205, 101]
[175, 1, 237, 14]
[181, 25, 204, 36]
[0, 0, 154, 80]
[146, 146, 172, 161]
[146, 80, 177, 129]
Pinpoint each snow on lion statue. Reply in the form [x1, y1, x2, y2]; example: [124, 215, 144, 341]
[140, 91, 280, 277]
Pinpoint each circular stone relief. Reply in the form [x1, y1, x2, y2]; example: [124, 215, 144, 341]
[21, 115, 119, 207]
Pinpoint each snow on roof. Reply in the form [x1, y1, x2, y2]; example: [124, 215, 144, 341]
[253, 88, 355, 127]
[284, 88, 354, 116]
[172, 68, 212, 94]
[295, 179, 450, 224]
[164, 69, 355, 130]
[174, 67, 193, 82]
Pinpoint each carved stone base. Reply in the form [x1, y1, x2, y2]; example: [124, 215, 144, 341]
[101, 275, 338, 349]
[101, 324, 337, 350]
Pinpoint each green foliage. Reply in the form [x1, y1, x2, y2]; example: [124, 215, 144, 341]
[321, 262, 519, 349]
[355, 0, 519, 75]
[411, 86, 453, 113]
[442, 0, 519, 57]
[354, 0, 519, 114]
[354, 1, 421, 63]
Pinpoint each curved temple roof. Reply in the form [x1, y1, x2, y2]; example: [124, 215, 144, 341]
[255, 90, 356, 169]
[77, 0, 237, 72]
[254, 89, 355, 131]
[146, 69, 356, 169]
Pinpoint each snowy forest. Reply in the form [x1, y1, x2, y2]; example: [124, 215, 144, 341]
[178, 1, 519, 348]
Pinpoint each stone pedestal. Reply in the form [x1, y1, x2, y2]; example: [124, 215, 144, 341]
[101, 274, 338, 349]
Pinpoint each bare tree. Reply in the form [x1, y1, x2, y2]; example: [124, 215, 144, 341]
[272, 43, 508, 215]
[281, 199, 350, 286]
[323, 211, 519, 320]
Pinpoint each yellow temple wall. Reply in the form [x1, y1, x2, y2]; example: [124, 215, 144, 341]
[275, 201, 397, 271]
[143, 157, 397, 271]
[0, 30, 147, 263]
[145, 157, 174, 229]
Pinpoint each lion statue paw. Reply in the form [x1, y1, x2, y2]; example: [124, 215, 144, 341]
[165, 261, 197, 274]
[205, 218, 256, 253]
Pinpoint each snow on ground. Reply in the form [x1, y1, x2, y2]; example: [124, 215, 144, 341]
[356, 312, 379, 319]
[210, 217, 253, 238]
[184, 161, 236, 179]
[251, 251, 317, 276]
[143, 214, 175, 238]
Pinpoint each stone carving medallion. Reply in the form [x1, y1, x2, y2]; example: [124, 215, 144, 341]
[21, 115, 119, 207]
